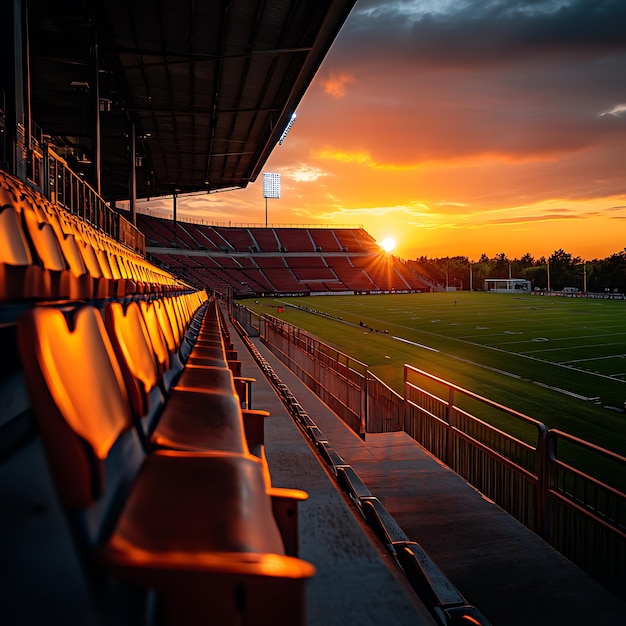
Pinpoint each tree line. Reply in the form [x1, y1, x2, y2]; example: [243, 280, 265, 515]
[406, 248, 626, 293]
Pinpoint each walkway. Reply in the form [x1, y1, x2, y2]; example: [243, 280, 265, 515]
[225, 317, 626, 626]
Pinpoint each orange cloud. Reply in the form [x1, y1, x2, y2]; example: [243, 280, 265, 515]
[320, 72, 356, 98]
[316, 148, 421, 172]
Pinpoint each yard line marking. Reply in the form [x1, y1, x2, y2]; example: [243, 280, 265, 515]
[518, 340, 626, 353]
[388, 320, 626, 385]
[563, 353, 626, 364]
[447, 355, 598, 399]
[531, 381, 598, 401]
[292, 298, 626, 386]
[392, 336, 439, 352]
[448, 355, 522, 379]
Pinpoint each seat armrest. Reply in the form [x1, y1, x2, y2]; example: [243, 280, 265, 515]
[241, 409, 269, 450]
[268, 488, 308, 557]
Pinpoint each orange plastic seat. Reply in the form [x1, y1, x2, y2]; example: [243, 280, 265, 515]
[18, 305, 314, 625]
[21, 204, 71, 299]
[104, 301, 252, 453]
[75, 237, 115, 299]
[0, 204, 44, 301]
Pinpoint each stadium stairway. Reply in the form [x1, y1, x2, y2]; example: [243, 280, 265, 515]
[221, 309, 626, 626]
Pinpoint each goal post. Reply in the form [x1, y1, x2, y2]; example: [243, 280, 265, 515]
[485, 278, 532, 293]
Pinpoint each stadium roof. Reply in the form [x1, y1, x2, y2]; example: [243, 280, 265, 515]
[26, 0, 356, 201]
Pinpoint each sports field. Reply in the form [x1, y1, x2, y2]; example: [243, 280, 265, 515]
[247, 292, 626, 458]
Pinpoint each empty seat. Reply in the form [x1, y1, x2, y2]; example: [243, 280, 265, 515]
[104, 300, 255, 456]
[17, 304, 314, 625]
[0, 201, 43, 302]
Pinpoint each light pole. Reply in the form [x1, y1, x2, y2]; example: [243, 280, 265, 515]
[547, 259, 551, 292]
[262, 173, 280, 228]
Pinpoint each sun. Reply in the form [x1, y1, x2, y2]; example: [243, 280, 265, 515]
[380, 237, 396, 253]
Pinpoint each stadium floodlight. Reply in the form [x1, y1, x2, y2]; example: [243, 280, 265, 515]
[278, 112, 296, 145]
[263, 172, 281, 199]
[262, 172, 280, 227]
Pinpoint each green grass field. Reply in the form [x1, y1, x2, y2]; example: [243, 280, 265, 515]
[246, 292, 626, 459]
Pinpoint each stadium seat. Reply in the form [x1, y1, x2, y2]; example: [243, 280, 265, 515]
[0, 202, 44, 302]
[138, 298, 182, 390]
[17, 304, 315, 625]
[104, 300, 260, 456]
[21, 202, 72, 299]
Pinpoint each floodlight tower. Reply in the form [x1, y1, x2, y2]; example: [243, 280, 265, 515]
[262, 172, 280, 227]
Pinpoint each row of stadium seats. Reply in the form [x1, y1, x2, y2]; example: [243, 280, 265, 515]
[137, 212, 380, 253]
[151, 249, 431, 296]
[16, 290, 314, 624]
[0, 170, 314, 624]
[0, 171, 182, 304]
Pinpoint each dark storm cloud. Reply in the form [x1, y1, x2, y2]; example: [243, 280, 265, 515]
[341, 0, 626, 67]
[310, 0, 626, 168]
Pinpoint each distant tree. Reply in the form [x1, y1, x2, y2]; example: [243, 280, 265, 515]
[588, 250, 626, 293]
[447, 256, 469, 290]
[548, 249, 582, 291]
[522, 264, 547, 289]
[409, 248, 626, 294]
[519, 253, 535, 268]
[492, 253, 510, 279]
[472, 257, 494, 291]
[586, 259, 604, 293]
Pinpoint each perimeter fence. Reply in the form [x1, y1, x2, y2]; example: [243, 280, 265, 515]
[231, 301, 626, 601]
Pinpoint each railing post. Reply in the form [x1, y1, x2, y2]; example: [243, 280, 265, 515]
[536, 427, 551, 540]
[445, 386, 455, 466]
[364, 369, 370, 434]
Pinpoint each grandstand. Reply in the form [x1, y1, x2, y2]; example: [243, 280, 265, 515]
[2, 1, 624, 625]
[137, 213, 431, 296]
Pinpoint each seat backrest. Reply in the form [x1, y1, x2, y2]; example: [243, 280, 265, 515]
[163, 296, 186, 347]
[21, 204, 70, 299]
[0, 204, 32, 266]
[18, 305, 143, 546]
[137, 299, 171, 373]
[153, 297, 179, 354]
[0, 204, 41, 301]
[104, 301, 165, 434]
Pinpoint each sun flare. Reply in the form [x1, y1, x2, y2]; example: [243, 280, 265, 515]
[380, 237, 396, 253]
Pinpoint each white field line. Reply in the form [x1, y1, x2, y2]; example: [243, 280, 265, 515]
[365, 326, 599, 400]
[519, 340, 626, 354]
[531, 381, 599, 401]
[392, 336, 439, 352]
[563, 353, 626, 365]
[288, 301, 626, 388]
[385, 321, 626, 386]
[445, 356, 599, 400]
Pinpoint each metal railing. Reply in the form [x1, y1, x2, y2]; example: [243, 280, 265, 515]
[404, 366, 547, 531]
[366, 371, 404, 433]
[402, 366, 625, 598]
[262, 314, 367, 437]
[230, 303, 626, 599]
[26, 140, 145, 254]
[544, 430, 626, 592]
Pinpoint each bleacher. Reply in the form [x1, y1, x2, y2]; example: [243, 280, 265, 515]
[0, 171, 314, 625]
[273, 228, 315, 252]
[309, 229, 342, 252]
[140, 215, 431, 296]
[217, 227, 254, 252]
[250, 228, 281, 252]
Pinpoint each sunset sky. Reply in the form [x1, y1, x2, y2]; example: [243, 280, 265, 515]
[139, 0, 626, 262]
